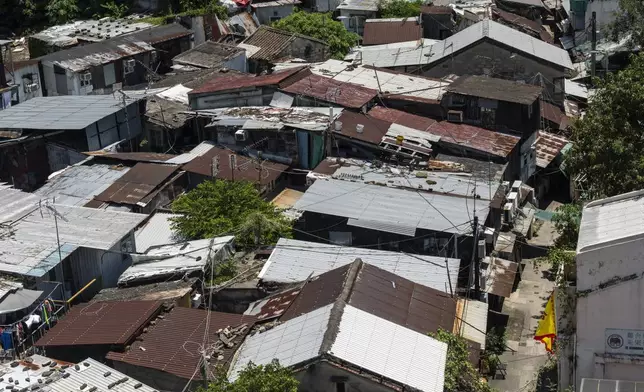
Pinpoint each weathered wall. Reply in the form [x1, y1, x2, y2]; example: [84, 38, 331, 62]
[339, 10, 377, 35]
[422, 13, 454, 39]
[190, 87, 276, 110]
[296, 361, 397, 392]
[253, 4, 296, 25]
[5, 63, 43, 103]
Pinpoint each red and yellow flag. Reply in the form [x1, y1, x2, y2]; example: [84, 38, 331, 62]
[534, 292, 556, 353]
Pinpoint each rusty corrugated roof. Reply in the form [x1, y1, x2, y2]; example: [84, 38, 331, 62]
[447, 75, 543, 105]
[334, 110, 391, 144]
[36, 301, 162, 347]
[535, 130, 569, 168]
[244, 286, 302, 321]
[281, 74, 378, 109]
[189, 66, 306, 95]
[242, 26, 328, 61]
[485, 256, 519, 298]
[362, 18, 423, 46]
[280, 261, 457, 335]
[428, 121, 520, 158]
[368, 106, 437, 131]
[106, 307, 255, 380]
[92, 162, 179, 205]
[182, 146, 288, 184]
[492, 7, 554, 44]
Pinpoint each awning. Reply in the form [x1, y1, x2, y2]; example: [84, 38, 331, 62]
[0, 289, 43, 314]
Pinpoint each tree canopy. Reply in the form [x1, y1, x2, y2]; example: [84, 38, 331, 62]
[566, 53, 644, 198]
[378, 0, 423, 18]
[171, 180, 292, 249]
[272, 11, 360, 59]
[200, 361, 298, 392]
[430, 329, 494, 392]
[605, 0, 644, 48]
[552, 204, 581, 249]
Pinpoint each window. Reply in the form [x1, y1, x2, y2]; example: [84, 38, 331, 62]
[80, 72, 92, 87]
[450, 94, 466, 106]
[123, 59, 136, 75]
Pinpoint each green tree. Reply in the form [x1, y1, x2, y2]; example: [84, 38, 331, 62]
[566, 53, 644, 198]
[272, 11, 360, 59]
[171, 180, 292, 249]
[99, 1, 129, 18]
[605, 0, 644, 48]
[430, 329, 494, 392]
[46, 0, 79, 24]
[552, 204, 581, 249]
[378, 0, 423, 18]
[200, 361, 298, 392]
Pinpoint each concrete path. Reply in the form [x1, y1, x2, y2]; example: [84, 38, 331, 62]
[489, 259, 555, 392]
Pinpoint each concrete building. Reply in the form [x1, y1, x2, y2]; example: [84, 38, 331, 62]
[573, 190, 644, 389]
[39, 24, 192, 96]
[251, 0, 301, 24]
[337, 0, 379, 35]
[358, 19, 573, 106]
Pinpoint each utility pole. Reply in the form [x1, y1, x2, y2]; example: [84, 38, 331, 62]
[591, 11, 597, 81]
[256, 151, 263, 192]
[211, 156, 219, 179]
[229, 154, 236, 182]
[472, 215, 480, 298]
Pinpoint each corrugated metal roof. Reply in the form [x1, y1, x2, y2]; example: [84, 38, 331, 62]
[134, 211, 184, 252]
[119, 236, 234, 286]
[310, 60, 449, 102]
[182, 146, 288, 184]
[258, 238, 460, 293]
[492, 7, 553, 44]
[0, 355, 70, 390]
[428, 121, 520, 158]
[361, 19, 572, 69]
[282, 74, 378, 109]
[332, 305, 447, 392]
[534, 131, 569, 168]
[190, 66, 305, 95]
[173, 41, 245, 69]
[165, 141, 216, 164]
[36, 301, 163, 347]
[108, 307, 255, 380]
[456, 299, 488, 350]
[34, 164, 130, 207]
[363, 18, 422, 46]
[281, 261, 458, 336]
[47, 358, 157, 392]
[39, 24, 192, 72]
[294, 178, 486, 235]
[565, 79, 589, 100]
[244, 286, 302, 320]
[369, 105, 437, 131]
[448, 75, 542, 105]
[334, 110, 390, 144]
[242, 26, 328, 61]
[0, 188, 146, 277]
[0, 95, 138, 131]
[251, 0, 301, 7]
[86, 152, 175, 162]
[577, 190, 644, 254]
[337, 0, 378, 11]
[92, 279, 195, 303]
[92, 162, 179, 206]
[0, 279, 24, 302]
[540, 100, 571, 129]
[31, 18, 153, 46]
[484, 256, 518, 298]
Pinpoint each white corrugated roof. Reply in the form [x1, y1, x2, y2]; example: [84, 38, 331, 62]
[165, 140, 216, 164]
[258, 238, 460, 294]
[47, 358, 156, 392]
[310, 59, 449, 101]
[119, 236, 235, 285]
[360, 19, 573, 70]
[332, 305, 447, 392]
[294, 178, 484, 235]
[231, 303, 448, 392]
[134, 212, 184, 252]
[577, 190, 644, 253]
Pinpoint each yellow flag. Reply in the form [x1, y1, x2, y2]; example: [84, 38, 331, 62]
[534, 292, 556, 353]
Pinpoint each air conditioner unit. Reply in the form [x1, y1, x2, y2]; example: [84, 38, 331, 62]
[447, 110, 463, 123]
[503, 203, 513, 223]
[507, 191, 518, 212]
[23, 83, 31, 93]
[478, 239, 486, 258]
[81, 73, 92, 81]
[511, 180, 522, 193]
[124, 59, 135, 74]
[235, 129, 247, 142]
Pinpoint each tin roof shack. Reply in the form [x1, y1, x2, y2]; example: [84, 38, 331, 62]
[281, 73, 378, 110]
[107, 308, 255, 392]
[35, 300, 163, 362]
[231, 262, 450, 392]
[251, 0, 302, 25]
[491, 6, 553, 44]
[86, 162, 185, 213]
[118, 236, 235, 287]
[0, 187, 147, 299]
[532, 131, 571, 201]
[182, 146, 288, 195]
[198, 106, 334, 169]
[28, 18, 154, 58]
[421, 6, 456, 39]
[4, 60, 43, 104]
[572, 190, 644, 391]
[309, 60, 450, 116]
[39, 24, 192, 97]
[241, 26, 330, 73]
[293, 177, 489, 263]
[358, 20, 573, 106]
[443, 75, 542, 181]
[188, 66, 306, 110]
[172, 41, 247, 72]
[0, 95, 144, 190]
[362, 18, 423, 45]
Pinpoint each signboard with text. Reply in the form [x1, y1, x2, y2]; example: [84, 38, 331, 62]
[605, 328, 644, 355]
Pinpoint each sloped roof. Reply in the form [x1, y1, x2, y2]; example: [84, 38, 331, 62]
[362, 18, 423, 46]
[447, 75, 543, 105]
[172, 41, 245, 69]
[242, 26, 328, 61]
[281, 74, 378, 109]
[534, 130, 569, 168]
[189, 66, 306, 95]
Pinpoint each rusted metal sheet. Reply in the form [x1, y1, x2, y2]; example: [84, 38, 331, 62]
[189, 66, 306, 95]
[447, 75, 542, 105]
[243, 26, 327, 61]
[334, 110, 391, 144]
[107, 308, 255, 380]
[368, 106, 437, 131]
[244, 286, 301, 321]
[534, 130, 569, 169]
[427, 121, 520, 158]
[362, 18, 423, 46]
[282, 74, 378, 109]
[93, 162, 179, 205]
[36, 301, 163, 347]
[485, 256, 519, 298]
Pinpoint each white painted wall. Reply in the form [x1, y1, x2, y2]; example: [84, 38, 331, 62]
[253, 4, 296, 25]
